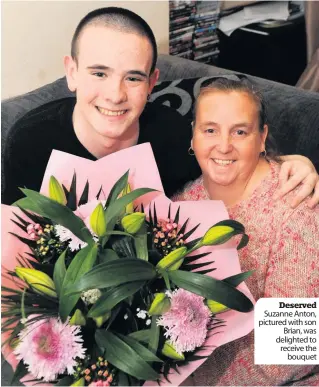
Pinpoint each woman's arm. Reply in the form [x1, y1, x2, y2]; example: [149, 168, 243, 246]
[275, 155, 319, 209]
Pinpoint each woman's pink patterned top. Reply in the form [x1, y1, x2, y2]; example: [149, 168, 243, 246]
[172, 161, 319, 386]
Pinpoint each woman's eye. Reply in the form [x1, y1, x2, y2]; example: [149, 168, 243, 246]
[205, 128, 215, 134]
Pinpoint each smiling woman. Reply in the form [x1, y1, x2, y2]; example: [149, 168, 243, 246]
[172, 76, 319, 386]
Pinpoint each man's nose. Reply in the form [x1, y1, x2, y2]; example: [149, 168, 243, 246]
[217, 134, 233, 153]
[104, 78, 127, 104]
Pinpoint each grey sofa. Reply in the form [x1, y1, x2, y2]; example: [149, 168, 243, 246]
[1, 54, 319, 385]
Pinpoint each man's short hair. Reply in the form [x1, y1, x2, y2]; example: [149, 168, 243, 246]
[71, 7, 158, 74]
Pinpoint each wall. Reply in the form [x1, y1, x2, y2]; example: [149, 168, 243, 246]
[2, 0, 169, 99]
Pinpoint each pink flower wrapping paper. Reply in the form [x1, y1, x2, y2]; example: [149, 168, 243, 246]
[2, 143, 255, 386]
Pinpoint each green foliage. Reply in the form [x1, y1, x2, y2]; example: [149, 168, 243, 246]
[59, 244, 98, 320]
[168, 270, 253, 313]
[67, 258, 156, 295]
[15, 189, 93, 244]
[95, 330, 159, 380]
[88, 281, 146, 318]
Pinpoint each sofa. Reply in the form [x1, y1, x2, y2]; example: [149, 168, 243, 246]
[1, 54, 319, 385]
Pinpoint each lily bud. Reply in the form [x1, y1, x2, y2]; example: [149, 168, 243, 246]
[90, 203, 107, 237]
[119, 183, 134, 214]
[156, 247, 187, 271]
[71, 377, 85, 386]
[161, 341, 185, 360]
[48, 176, 67, 205]
[148, 293, 171, 316]
[15, 267, 57, 298]
[121, 212, 145, 234]
[201, 225, 234, 246]
[93, 312, 111, 328]
[70, 309, 86, 326]
[207, 299, 229, 314]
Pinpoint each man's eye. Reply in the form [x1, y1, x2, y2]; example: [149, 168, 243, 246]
[127, 77, 142, 82]
[205, 128, 215, 134]
[93, 72, 106, 78]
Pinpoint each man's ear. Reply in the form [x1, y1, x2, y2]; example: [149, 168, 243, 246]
[64, 55, 77, 92]
[148, 68, 160, 94]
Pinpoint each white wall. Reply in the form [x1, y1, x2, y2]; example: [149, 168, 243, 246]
[2, 1, 169, 99]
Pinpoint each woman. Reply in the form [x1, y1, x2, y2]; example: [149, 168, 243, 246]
[173, 77, 319, 386]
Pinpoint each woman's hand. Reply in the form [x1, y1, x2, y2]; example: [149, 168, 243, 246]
[274, 155, 319, 208]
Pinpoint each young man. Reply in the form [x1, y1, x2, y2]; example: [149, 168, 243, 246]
[2, 7, 319, 206]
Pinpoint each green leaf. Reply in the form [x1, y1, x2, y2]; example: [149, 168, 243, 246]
[148, 316, 160, 354]
[59, 244, 98, 320]
[105, 188, 157, 231]
[118, 333, 162, 362]
[67, 173, 77, 210]
[56, 376, 74, 386]
[88, 281, 145, 317]
[67, 258, 156, 294]
[78, 180, 89, 206]
[128, 329, 151, 343]
[98, 249, 119, 264]
[117, 371, 130, 386]
[223, 271, 254, 287]
[53, 249, 67, 298]
[105, 170, 129, 209]
[237, 233, 249, 250]
[168, 270, 253, 313]
[95, 330, 159, 380]
[105, 230, 133, 237]
[14, 189, 93, 244]
[10, 360, 28, 386]
[134, 228, 148, 261]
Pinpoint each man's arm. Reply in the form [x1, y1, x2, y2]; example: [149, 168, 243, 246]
[2, 124, 47, 205]
[275, 155, 319, 208]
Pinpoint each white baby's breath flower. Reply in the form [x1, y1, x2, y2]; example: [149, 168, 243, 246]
[81, 289, 102, 305]
[136, 310, 148, 319]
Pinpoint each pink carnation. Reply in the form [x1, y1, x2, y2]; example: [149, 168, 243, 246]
[89, 380, 110, 387]
[157, 289, 211, 354]
[14, 316, 86, 381]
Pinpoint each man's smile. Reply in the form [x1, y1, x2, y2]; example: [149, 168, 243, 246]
[96, 107, 127, 116]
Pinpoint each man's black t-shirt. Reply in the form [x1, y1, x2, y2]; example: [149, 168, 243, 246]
[2, 98, 201, 205]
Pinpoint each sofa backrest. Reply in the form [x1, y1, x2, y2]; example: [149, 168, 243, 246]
[2, 54, 319, 171]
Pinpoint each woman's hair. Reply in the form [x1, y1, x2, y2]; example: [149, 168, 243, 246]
[71, 7, 158, 75]
[193, 76, 280, 160]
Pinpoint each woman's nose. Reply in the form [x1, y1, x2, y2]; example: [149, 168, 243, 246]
[216, 134, 233, 153]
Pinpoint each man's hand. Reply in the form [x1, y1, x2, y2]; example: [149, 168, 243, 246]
[274, 156, 319, 209]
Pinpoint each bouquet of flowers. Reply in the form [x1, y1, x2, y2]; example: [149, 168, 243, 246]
[2, 144, 254, 386]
